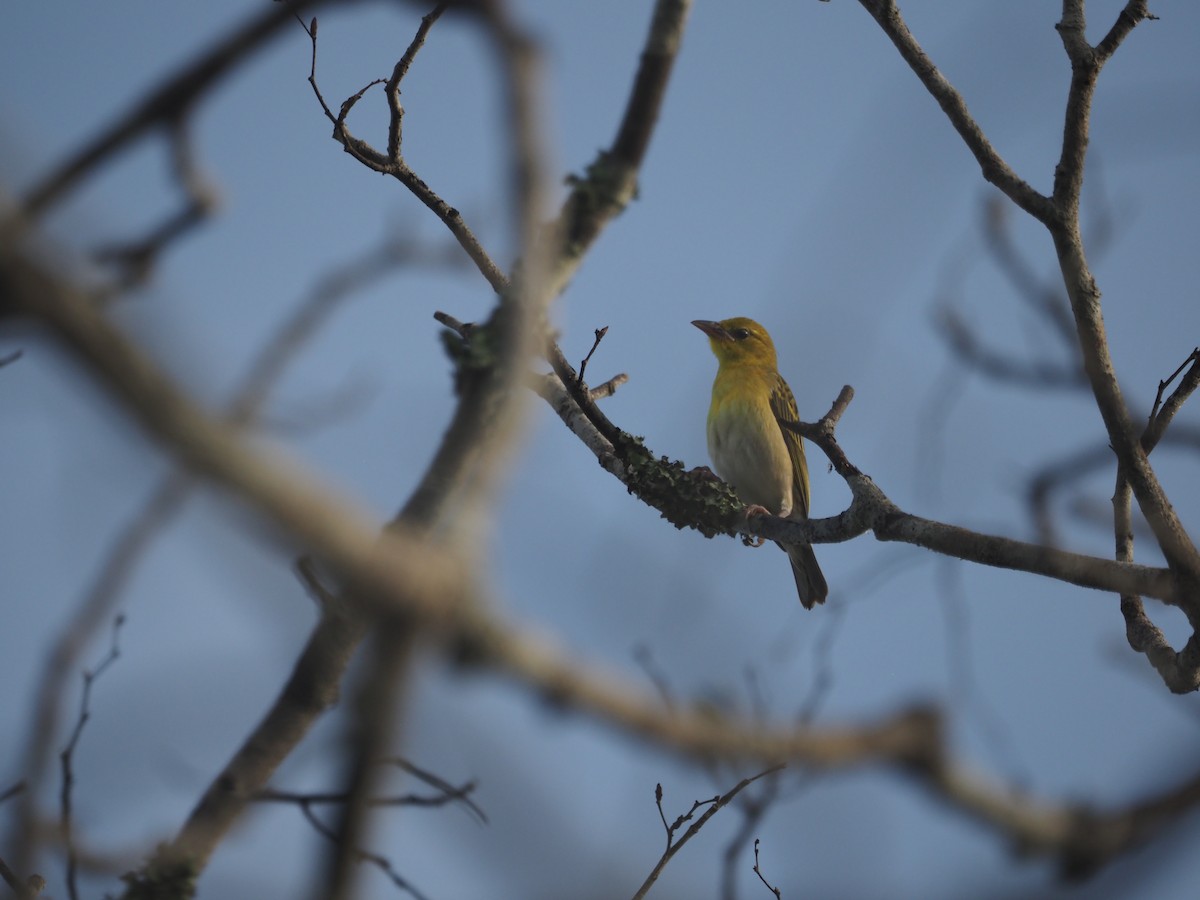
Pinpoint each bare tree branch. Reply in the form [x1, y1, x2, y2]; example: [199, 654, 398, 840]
[855, 0, 1054, 223]
[851, 0, 1198, 688]
[1116, 348, 1200, 691]
[1045, 1, 1199, 594]
[6, 229, 448, 878]
[91, 119, 219, 287]
[314, 1, 557, 894]
[22, 0, 334, 217]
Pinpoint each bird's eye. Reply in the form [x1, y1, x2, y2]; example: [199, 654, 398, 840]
[731, 328, 751, 340]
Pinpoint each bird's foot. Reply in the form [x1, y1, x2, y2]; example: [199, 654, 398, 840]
[740, 504, 772, 547]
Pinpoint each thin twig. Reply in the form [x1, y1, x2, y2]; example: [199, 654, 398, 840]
[302, 8, 508, 291]
[257, 779, 486, 824]
[752, 839, 782, 898]
[632, 767, 784, 900]
[432, 309, 475, 340]
[60, 616, 125, 900]
[388, 757, 488, 824]
[8, 477, 189, 875]
[576, 325, 608, 387]
[297, 801, 432, 900]
[1144, 348, 1200, 453]
[719, 767, 785, 900]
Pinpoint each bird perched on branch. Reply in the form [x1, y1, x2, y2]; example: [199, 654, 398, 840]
[693, 317, 828, 608]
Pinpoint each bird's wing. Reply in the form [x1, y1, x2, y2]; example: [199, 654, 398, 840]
[769, 373, 810, 518]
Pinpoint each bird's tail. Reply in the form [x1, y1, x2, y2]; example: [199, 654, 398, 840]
[784, 543, 828, 609]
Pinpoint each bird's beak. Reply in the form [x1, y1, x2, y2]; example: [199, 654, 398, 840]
[691, 320, 731, 341]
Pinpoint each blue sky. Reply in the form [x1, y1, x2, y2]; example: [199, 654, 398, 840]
[3, 2, 1200, 898]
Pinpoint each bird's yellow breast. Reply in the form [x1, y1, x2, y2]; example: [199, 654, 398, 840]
[706, 366, 794, 516]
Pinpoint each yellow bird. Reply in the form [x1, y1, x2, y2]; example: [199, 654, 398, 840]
[693, 317, 828, 608]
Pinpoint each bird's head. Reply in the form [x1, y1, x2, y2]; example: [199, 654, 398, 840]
[691, 317, 778, 368]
